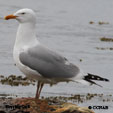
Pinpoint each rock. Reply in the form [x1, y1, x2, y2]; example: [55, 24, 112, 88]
[0, 98, 94, 113]
[53, 103, 94, 113]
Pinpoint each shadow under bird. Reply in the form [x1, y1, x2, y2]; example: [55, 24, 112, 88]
[4, 8, 109, 99]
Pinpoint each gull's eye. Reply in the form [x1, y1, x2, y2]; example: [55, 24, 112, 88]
[21, 12, 25, 15]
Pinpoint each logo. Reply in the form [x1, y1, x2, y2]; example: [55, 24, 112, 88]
[4, 104, 30, 113]
[88, 106, 108, 110]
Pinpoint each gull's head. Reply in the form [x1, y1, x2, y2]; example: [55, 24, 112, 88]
[4, 8, 36, 24]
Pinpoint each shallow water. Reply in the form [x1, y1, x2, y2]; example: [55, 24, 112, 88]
[0, 0, 113, 112]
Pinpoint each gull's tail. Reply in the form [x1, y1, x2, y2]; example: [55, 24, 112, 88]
[83, 73, 109, 87]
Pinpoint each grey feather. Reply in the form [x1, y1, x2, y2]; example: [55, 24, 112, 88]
[19, 45, 80, 78]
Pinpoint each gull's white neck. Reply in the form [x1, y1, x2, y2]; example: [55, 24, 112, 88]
[13, 21, 39, 66]
[14, 22, 38, 49]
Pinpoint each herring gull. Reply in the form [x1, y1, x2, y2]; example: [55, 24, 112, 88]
[4, 8, 109, 99]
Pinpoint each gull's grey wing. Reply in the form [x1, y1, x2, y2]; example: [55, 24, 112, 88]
[19, 45, 80, 78]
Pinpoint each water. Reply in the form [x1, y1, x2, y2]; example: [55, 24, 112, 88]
[0, 0, 113, 112]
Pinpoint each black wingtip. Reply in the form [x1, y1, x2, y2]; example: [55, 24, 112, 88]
[87, 73, 110, 82]
[84, 73, 109, 87]
[104, 78, 109, 82]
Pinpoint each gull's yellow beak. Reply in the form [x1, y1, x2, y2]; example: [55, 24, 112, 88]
[4, 14, 17, 20]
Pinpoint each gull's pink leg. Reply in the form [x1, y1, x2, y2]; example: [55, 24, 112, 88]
[35, 82, 44, 99]
[38, 83, 44, 98]
[35, 81, 41, 99]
